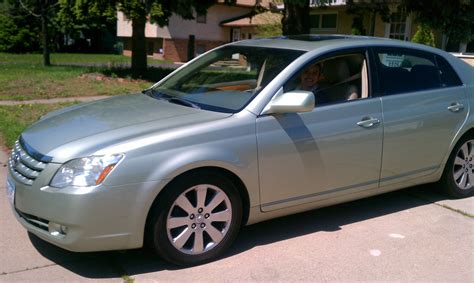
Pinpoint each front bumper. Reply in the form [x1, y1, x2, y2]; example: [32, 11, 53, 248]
[8, 168, 167, 252]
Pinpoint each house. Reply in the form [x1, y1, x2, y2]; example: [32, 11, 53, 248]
[117, 0, 275, 62]
[308, 0, 473, 52]
[308, 0, 418, 43]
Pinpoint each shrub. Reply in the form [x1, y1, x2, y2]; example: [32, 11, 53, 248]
[412, 24, 435, 47]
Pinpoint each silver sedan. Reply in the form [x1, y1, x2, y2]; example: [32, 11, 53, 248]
[6, 35, 474, 265]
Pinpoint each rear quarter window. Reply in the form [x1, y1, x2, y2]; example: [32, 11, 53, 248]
[436, 55, 463, 87]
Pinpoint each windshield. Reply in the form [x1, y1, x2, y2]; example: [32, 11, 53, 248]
[150, 46, 305, 113]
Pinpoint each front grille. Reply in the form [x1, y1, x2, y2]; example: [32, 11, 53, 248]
[16, 208, 49, 231]
[8, 140, 47, 185]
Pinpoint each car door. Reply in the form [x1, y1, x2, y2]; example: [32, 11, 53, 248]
[256, 50, 384, 212]
[372, 48, 468, 186]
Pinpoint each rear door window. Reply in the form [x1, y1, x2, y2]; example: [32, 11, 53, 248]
[374, 48, 447, 95]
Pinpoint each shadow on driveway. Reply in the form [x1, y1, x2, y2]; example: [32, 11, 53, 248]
[28, 184, 450, 278]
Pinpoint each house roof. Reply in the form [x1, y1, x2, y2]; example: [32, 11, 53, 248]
[221, 11, 282, 27]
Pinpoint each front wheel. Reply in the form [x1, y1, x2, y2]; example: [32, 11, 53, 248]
[147, 172, 242, 266]
[442, 136, 474, 198]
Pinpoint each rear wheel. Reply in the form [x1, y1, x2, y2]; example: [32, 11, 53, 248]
[148, 171, 242, 266]
[442, 136, 474, 198]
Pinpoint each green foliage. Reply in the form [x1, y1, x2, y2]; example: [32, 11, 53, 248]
[257, 23, 283, 37]
[346, 0, 391, 36]
[346, 0, 391, 21]
[0, 0, 41, 52]
[117, 0, 215, 26]
[57, 0, 117, 53]
[411, 24, 435, 47]
[401, 0, 474, 44]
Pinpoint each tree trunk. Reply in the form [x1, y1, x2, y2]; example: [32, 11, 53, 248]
[131, 16, 147, 78]
[282, 0, 309, 36]
[40, 8, 50, 66]
[369, 11, 376, 36]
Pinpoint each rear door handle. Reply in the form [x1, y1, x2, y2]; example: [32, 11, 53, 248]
[357, 117, 380, 128]
[448, 103, 464, 113]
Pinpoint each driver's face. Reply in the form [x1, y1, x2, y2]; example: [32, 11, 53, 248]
[300, 64, 321, 90]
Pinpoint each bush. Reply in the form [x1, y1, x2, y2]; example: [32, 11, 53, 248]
[412, 24, 435, 47]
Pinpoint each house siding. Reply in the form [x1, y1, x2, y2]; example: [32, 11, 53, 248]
[117, 4, 253, 62]
[163, 38, 226, 62]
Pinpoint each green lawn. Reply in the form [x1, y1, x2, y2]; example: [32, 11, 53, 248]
[0, 53, 175, 147]
[0, 52, 177, 100]
[0, 63, 152, 100]
[0, 52, 171, 65]
[0, 103, 77, 148]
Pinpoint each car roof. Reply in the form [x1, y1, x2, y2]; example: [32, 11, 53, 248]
[234, 34, 428, 52]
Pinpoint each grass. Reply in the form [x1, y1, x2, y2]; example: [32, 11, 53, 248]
[0, 103, 77, 148]
[0, 52, 176, 100]
[0, 52, 171, 65]
[0, 53, 176, 148]
[0, 63, 153, 100]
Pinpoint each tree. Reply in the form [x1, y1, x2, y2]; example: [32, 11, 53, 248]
[17, 0, 59, 66]
[400, 0, 474, 52]
[0, 0, 41, 52]
[346, 0, 392, 37]
[116, 0, 216, 77]
[281, 0, 309, 35]
[57, 0, 117, 53]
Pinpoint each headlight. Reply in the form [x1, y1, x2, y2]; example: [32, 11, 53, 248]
[50, 154, 124, 188]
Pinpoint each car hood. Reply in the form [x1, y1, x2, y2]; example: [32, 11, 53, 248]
[21, 94, 231, 162]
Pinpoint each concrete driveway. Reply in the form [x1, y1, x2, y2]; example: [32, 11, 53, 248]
[1, 149, 473, 282]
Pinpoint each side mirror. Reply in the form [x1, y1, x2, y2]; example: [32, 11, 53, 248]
[261, 89, 315, 115]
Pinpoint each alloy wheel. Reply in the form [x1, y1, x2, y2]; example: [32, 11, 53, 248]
[166, 184, 232, 255]
[452, 139, 474, 190]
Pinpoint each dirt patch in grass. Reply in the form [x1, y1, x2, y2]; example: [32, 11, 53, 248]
[0, 64, 151, 100]
[0, 103, 78, 148]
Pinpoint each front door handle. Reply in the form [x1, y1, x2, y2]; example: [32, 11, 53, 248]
[447, 102, 464, 113]
[357, 117, 380, 128]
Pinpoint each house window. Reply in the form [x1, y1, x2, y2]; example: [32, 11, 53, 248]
[321, 14, 337, 28]
[232, 29, 241, 42]
[196, 14, 206, 24]
[147, 41, 154, 56]
[385, 12, 411, 41]
[310, 13, 337, 31]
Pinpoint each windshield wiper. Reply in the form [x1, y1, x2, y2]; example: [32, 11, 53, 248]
[167, 97, 201, 109]
[144, 88, 200, 109]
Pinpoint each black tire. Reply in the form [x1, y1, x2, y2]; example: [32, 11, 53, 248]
[441, 134, 474, 198]
[147, 170, 242, 266]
